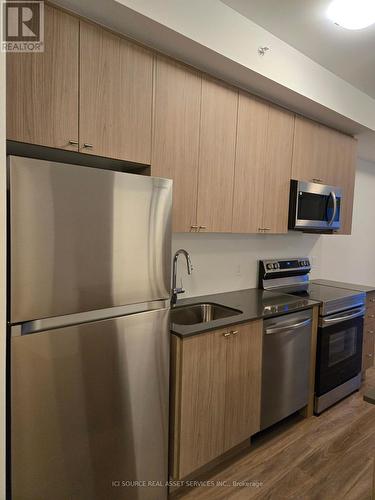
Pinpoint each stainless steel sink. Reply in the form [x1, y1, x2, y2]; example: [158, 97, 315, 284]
[170, 303, 242, 326]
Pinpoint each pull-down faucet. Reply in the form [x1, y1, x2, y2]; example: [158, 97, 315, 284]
[171, 249, 193, 305]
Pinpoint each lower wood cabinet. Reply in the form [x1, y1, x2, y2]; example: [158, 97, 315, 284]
[170, 320, 262, 479]
[363, 292, 375, 372]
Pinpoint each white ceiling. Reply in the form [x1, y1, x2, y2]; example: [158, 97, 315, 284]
[222, 0, 375, 98]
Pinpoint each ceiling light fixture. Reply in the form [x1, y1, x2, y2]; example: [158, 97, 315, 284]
[327, 0, 375, 30]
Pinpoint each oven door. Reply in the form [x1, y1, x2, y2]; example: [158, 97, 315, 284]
[316, 306, 365, 397]
[290, 180, 342, 231]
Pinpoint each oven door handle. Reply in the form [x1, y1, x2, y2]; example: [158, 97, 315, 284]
[265, 318, 312, 335]
[327, 191, 337, 226]
[321, 307, 366, 326]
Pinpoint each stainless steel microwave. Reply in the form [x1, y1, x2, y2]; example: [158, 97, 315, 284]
[289, 180, 342, 232]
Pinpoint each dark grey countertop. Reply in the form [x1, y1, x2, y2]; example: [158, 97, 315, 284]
[171, 288, 319, 338]
[313, 279, 375, 293]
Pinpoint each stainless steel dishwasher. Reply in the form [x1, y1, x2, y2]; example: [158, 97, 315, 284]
[260, 309, 313, 430]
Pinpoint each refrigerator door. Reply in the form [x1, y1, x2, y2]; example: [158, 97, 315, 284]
[9, 156, 172, 323]
[11, 308, 169, 500]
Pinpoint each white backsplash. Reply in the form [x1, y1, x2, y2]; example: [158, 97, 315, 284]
[172, 232, 322, 298]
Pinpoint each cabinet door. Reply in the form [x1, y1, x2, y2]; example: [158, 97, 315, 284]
[79, 21, 153, 164]
[178, 330, 227, 478]
[261, 106, 294, 233]
[232, 93, 268, 233]
[6, 4, 79, 150]
[152, 57, 201, 232]
[224, 321, 262, 450]
[335, 134, 357, 235]
[196, 77, 238, 232]
[292, 116, 328, 184]
[363, 320, 375, 371]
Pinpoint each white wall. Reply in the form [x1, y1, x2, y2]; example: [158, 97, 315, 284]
[319, 159, 375, 286]
[0, 50, 6, 500]
[172, 232, 322, 298]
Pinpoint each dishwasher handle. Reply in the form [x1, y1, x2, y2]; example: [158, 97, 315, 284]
[265, 318, 312, 335]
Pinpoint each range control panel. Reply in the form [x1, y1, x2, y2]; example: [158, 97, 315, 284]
[263, 258, 310, 272]
[258, 257, 311, 286]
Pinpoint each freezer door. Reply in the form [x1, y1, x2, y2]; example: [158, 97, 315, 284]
[9, 156, 172, 323]
[11, 308, 169, 500]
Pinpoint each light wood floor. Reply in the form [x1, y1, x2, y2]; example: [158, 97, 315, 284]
[174, 368, 375, 500]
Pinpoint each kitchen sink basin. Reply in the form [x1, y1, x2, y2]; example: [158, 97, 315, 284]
[170, 303, 242, 326]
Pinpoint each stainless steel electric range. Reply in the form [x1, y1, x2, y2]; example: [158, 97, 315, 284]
[259, 257, 366, 414]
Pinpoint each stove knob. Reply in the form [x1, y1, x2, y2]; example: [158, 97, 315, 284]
[266, 264, 272, 270]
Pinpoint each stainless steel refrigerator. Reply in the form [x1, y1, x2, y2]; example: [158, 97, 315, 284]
[8, 156, 172, 500]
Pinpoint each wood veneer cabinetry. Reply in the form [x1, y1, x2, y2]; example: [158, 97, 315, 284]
[79, 21, 153, 163]
[292, 116, 357, 235]
[170, 320, 262, 479]
[196, 77, 239, 233]
[232, 93, 294, 234]
[363, 292, 375, 371]
[152, 57, 201, 232]
[6, 4, 357, 236]
[7, 5, 79, 150]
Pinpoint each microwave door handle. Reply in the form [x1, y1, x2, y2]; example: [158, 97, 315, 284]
[327, 191, 337, 226]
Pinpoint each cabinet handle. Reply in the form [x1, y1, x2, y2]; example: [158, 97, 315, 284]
[369, 314, 375, 319]
[259, 228, 270, 232]
[230, 330, 239, 336]
[68, 140, 79, 146]
[82, 143, 93, 149]
[223, 332, 231, 337]
[370, 298, 375, 303]
[312, 178, 323, 183]
[199, 225, 207, 231]
[367, 354, 373, 358]
[190, 225, 199, 232]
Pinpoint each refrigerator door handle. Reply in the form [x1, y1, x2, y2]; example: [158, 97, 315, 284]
[12, 299, 170, 336]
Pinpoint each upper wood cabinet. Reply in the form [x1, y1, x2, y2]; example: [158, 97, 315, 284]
[232, 94, 268, 233]
[292, 116, 327, 184]
[262, 106, 295, 233]
[6, 4, 357, 236]
[152, 57, 201, 232]
[170, 320, 262, 479]
[196, 77, 239, 233]
[333, 132, 357, 235]
[292, 116, 357, 234]
[79, 21, 153, 164]
[232, 94, 294, 234]
[7, 5, 79, 150]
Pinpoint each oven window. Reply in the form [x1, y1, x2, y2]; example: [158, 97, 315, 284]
[297, 192, 341, 222]
[328, 327, 357, 367]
